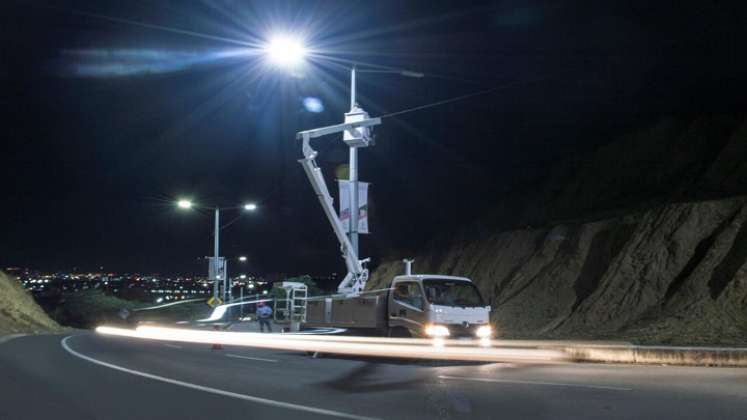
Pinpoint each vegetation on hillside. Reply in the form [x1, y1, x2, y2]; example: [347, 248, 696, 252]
[51, 291, 212, 328]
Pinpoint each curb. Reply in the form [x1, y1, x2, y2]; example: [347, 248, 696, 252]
[0, 334, 28, 345]
[559, 344, 747, 367]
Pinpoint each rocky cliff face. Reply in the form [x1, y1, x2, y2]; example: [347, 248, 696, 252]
[369, 197, 747, 344]
[369, 115, 747, 345]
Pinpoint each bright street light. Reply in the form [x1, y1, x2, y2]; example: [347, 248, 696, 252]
[238, 256, 247, 262]
[243, 203, 258, 211]
[177, 199, 193, 209]
[264, 34, 306, 67]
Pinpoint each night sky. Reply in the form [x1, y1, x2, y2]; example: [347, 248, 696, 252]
[2, 1, 746, 276]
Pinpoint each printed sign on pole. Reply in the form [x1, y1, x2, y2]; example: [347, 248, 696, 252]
[209, 257, 227, 280]
[338, 180, 369, 234]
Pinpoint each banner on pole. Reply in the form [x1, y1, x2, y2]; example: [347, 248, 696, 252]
[338, 180, 369, 234]
[209, 257, 227, 280]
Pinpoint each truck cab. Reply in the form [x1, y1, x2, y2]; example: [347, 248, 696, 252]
[387, 275, 492, 338]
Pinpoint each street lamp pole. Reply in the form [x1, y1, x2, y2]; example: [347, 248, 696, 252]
[349, 65, 360, 256]
[262, 35, 424, 294]
[212, 208, 221, 302]
[350, 64, 356, 108]
[176, 200, 257, 304]
[344, 65, 423, 259]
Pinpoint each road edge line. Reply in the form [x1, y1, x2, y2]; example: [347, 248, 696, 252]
[60, 335, 379, 420]
[560, 345, 747, 367]
[437, 375, 632, 391]
[226, 353, 278, 363]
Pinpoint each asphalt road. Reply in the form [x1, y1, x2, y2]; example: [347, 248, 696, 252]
[1, 333, 746, 420]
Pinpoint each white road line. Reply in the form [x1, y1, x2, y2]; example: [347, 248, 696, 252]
[289, 328, 347, 335]
[226, 353, 278, 363]
[61, 335, 379, 420]
[163, 343, 183, 349]
[438, 375, 632, 391]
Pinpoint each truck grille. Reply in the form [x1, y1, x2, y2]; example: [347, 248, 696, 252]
[446, 323, 480, 337]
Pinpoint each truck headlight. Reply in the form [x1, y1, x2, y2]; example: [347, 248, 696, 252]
[475, 325, 493, 338]
[424, 324, 450, 337]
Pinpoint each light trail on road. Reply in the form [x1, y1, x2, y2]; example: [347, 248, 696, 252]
[96, 326, 568, 364]
[132, 298, 205, 312]
[197, 298, 274, 322]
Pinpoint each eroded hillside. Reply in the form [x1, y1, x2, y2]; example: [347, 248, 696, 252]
[0, 272, 63, 334]
[370, 197, 747, 344]
[369, 115, 747, 345]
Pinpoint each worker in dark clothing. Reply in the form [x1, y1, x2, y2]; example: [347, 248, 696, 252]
[256, 301, 273, 333]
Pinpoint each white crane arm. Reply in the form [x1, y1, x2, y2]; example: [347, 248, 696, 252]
[296, 117, 380, 295]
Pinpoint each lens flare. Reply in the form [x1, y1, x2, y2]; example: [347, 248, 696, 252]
[264, 35, 307, 67]
[61, 49, 251, 78]
[302, 97, 325, 113]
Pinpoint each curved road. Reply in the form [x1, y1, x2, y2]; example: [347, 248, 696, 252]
[1, 333, 746, 419]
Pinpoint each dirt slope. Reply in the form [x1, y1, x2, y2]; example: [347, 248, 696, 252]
[0, 272, 63, 334]
[370, 197, 747, 344]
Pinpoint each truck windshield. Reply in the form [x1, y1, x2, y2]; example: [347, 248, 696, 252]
[423, 279, 485, 307]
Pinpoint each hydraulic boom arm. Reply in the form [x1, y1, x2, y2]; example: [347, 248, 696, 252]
[296, 118, 381, 295]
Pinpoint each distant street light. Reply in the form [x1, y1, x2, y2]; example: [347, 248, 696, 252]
[175, 199, 259, 303]
[239, 274, 246, 279]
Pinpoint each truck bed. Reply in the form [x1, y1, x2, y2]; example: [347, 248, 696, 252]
[304, 290, 388, 330]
